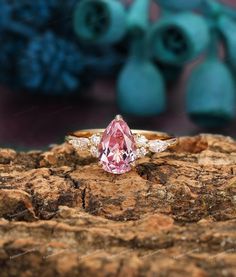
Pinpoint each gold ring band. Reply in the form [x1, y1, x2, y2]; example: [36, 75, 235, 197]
[70, 129, 175, 141]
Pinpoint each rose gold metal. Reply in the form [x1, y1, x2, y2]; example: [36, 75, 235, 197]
[69, 129, 176, 141]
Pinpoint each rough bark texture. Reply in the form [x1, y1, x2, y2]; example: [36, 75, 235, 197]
[0, 134, 236, 277]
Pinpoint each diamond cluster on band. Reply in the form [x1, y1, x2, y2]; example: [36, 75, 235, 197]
[67, 134, 101, 158]
[133, 134, 176, 158]
[67, 133, 176, 159]
[67, 137, 90, 150]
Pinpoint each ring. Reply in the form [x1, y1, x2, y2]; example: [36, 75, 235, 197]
[66, 115, 177, 174]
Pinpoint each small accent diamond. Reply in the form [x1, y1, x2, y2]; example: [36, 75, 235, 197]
[136, 147, 148, 158]
[134, 134, 148, 147]
[90, 146, 100, 158]
[68, 137, 90, 150]
[148, 140, 169, 153]
[90, 134, 101, 146]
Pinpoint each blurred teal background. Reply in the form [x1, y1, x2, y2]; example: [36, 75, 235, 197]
[0, 0, 236, 150]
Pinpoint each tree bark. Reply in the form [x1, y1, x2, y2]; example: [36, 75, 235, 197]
[0, 134, 236, 277]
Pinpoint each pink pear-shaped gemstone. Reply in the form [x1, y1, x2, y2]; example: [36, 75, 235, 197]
[99, 116, 136, 174]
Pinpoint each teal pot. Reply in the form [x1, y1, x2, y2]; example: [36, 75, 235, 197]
[155, 0, 202, 11]
[149, 13, 210, 65]
[117, 39, 166, 116]
[186, 58, 236, 127]
[74, 0, 126, 44]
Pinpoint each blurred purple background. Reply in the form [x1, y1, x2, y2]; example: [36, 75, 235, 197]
[0, 0, 236, 150]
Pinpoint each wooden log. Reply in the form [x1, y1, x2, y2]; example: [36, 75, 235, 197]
[0, 134, 236, 276]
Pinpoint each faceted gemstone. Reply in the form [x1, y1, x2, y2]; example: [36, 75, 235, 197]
[90, 146, 100, 158]
[90, 134, 101, 146]
[68, 137, 90, 150]
[99, 117, 136, 174]
[136, 147, 148, 158]
[134, 134, 148, 147]
[148, 138, 177, 153]
[148, 139, 169, 153]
